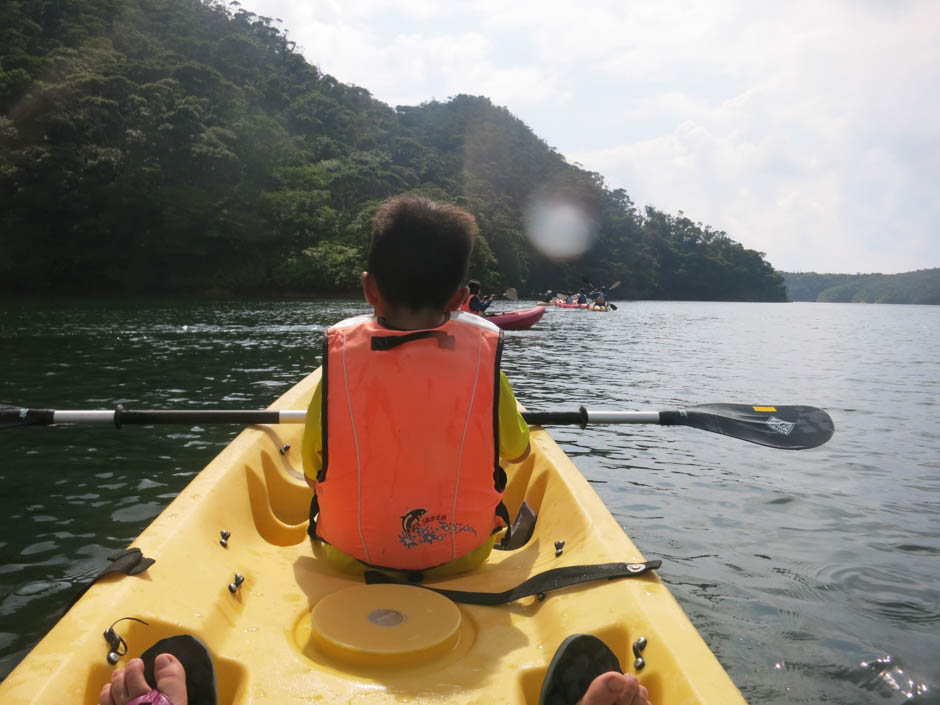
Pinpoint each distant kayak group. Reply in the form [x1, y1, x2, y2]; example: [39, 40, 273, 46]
[537, 283, 620, 312]
[457, 281, 619, 332]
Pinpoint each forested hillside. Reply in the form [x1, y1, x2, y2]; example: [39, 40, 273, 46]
[783, 269, 940, 304]
[1, 0, 786, 301]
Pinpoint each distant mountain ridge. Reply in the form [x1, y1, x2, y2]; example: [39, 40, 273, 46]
[782, 269, 940, 304]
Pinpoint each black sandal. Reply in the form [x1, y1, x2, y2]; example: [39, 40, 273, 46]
[538, 634, 623, 705]
[141, 635, 218, 705]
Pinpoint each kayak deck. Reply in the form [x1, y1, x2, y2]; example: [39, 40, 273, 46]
[1, 369, 746, 705]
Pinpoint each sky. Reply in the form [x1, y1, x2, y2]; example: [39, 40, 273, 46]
[240, 0, 939, 274]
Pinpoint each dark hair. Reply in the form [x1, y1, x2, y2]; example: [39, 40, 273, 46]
[368, 195, 477, 310]
[467, 279, 482, 294]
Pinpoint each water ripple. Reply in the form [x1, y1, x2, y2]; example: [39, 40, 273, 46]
[1, 298, 938, 703]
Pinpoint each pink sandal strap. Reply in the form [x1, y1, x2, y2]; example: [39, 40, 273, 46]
[126, 690, 175, 705]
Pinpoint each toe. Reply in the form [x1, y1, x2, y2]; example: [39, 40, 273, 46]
[109, 668, 128, 705]
[630, 682, 650, 705]
[153, 653, 188, 705]
[123, 658, 151, 699]
[578, 671, 627, 705]
[98, 683, 113, 705]
[616, 674, 643, 705]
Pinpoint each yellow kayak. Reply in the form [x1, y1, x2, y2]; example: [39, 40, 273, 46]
[0, 369, 746, 705]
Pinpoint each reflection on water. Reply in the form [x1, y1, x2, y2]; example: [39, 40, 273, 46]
[1, 298, 938, 703]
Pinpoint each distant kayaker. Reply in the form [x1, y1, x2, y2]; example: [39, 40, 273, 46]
[301, 194, 531, 576]
[460, 278, 494, 314]
[577, 288, 588, 305]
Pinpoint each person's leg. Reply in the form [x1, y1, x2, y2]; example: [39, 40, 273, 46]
[99, 653, 188, 705]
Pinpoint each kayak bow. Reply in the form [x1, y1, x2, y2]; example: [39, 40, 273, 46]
[0, 369, 746, 705]
[486, 306, 546, 330]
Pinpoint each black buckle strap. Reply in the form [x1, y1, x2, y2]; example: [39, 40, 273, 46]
[64, 548, 155, 616]
[364, 560, 661, 605]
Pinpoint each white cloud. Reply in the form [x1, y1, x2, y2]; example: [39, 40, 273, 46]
[241, 0, 940, 273]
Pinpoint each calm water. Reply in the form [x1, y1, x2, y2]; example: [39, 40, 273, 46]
[1, 298, 938, 703]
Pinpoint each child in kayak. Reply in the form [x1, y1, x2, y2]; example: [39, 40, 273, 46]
[301, 195, 531, 576]
[461, 278, 494, 313]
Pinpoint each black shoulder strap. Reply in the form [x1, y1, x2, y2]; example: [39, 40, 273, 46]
[371, 330, 456, 350]
[307, 493, 320, 540]
[364, 560, 661, 606]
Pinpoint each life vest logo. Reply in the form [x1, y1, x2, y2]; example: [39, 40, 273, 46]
[766, 416, 795, 436]
[399, 508, 477, 549]
[400, 508, 428, 535]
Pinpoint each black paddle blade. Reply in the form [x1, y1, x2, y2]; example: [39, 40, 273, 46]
[661, 404, 834, 450]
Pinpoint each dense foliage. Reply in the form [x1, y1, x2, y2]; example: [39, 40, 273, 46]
[1, 0, 787, 301]
[783, 269, 940, 304]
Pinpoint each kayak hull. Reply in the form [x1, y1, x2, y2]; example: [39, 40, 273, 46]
[545, 301, 589, 309]
[486, 305, 546, 330]
[0, 370, 746, 705]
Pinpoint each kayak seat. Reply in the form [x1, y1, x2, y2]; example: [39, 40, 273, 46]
[501, 453, 547, 520]
[259, 448, 312, 526]
[245, 458, 310, 546]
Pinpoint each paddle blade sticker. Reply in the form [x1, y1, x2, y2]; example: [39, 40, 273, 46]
[766, 416, 795, 436]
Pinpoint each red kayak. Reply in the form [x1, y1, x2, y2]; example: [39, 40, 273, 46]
[486, 306, 546, 330]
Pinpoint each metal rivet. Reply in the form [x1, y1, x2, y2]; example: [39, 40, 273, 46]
[633, 637, 648, 671]
[228, 573, 245, 593]
[107, 651, 120, 665]
[554, 540, 565, 557]
[537, 592, 546, 601]
[220, 530, 231, 540]
[280, 444, 291, 455]
[219, 539, 228, 548]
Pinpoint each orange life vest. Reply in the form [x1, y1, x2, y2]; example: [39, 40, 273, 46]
[315, 312, 506, 571]
[459, 294, 476, 313]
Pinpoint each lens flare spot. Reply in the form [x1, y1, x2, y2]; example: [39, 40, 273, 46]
[525, 200, 595, 262]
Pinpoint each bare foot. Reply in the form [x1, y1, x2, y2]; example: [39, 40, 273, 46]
[99, 653, 188, 705]
[579, 671, 650, 705]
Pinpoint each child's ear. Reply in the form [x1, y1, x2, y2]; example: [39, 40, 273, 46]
[446, 285, 470, 311]
[361, 271, 381, 306]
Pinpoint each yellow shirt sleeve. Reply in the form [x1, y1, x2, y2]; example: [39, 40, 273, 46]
[301, 379, 323, 483]
[498, 371, 530, 461]
[301, 370, 529, 483]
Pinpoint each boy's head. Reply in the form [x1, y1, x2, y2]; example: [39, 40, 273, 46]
[367, 195, 477, 311]
[467, 279, 482, 295]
